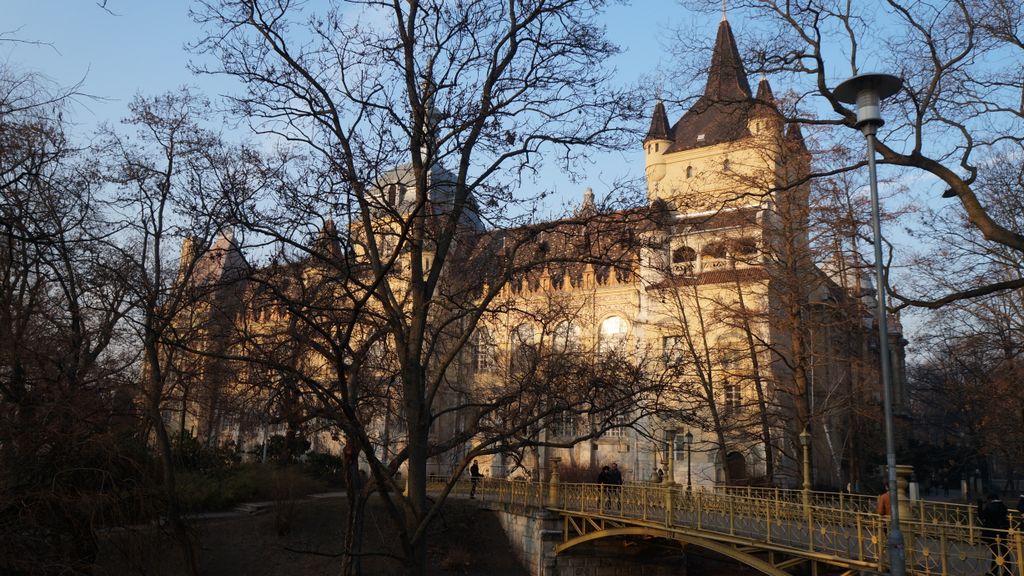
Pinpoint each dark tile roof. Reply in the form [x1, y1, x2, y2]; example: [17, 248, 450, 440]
[675, 207, 760, 232]
[644, 100, 672, 143]
[647, 265, 768, 290]
[666, 20, 756, 153]
[752, 77, 780, 118]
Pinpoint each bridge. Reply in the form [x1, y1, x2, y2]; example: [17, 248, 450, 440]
[432, 476, 1021, 576]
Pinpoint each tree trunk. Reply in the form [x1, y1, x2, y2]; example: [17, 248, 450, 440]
[145, 337, 199, 576]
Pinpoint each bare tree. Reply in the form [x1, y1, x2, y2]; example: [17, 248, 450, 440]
[185, 1, 641, 573]
[677, 0, 1024, 309]
[98, 88, 243, 576]
[0, 67, 139, 575]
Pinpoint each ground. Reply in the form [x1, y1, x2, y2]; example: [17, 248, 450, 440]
[98, 495, 529, 576]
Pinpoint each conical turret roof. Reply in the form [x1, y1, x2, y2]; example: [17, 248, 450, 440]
[704, 19, 752, 101]
[667, 19, 757, 153]
[644, 100, 672, 143]
[785, 122, 809, 154]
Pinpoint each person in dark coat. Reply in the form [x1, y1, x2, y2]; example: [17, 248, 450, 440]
[469, 460, 482, 499]
[597, 465, 612, 507]
[608, 463, 623, 509]
[979, 492, 1012, 576]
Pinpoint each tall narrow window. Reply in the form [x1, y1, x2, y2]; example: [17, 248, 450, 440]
[511, 323, 536, 369]
[662, 335, 684, 366]
[474, 328, 497, 373]
[552, 321, 581, 353]
[725, 381, 741, 411]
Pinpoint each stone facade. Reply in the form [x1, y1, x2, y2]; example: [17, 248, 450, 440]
[158, 17, 902, 491]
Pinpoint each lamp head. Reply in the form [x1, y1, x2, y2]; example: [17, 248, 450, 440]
[834, 73, 903, 130]
[684, 431, 694, 446]
[799, 427, 811, 447]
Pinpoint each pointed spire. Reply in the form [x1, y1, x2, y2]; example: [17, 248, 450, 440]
[704, 19, 751, 101]
[644, 100, 672, 143]
[576, 186, 597, 218]
[752, 75, 778, 118]
[755, 75, 774, 103]
[785, 122, 807, 148]
[785, 122, 811, 159]
[312, 218, 343, 262]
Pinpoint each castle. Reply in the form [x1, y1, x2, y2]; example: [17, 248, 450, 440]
[160, 17, 905, 490]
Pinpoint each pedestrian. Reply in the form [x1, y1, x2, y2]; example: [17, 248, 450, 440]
[979, 491, 1012, 576]
[876, 483, 891, 517]
[609, 462, 623, 509]
[469, 460, 482, 499]
[597, 465, 612, 507]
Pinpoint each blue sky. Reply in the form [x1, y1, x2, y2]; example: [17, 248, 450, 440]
[5, 1, 944, 343]
[2, 1, 701, 204]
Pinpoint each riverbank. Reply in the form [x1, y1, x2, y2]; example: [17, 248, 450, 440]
[97, 494, 528, 575]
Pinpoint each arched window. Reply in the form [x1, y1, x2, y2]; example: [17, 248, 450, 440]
[473, 328, 497, 373]
[723, 158, 731, 172]
[672, 245, 697, 264]
[551, 321, 581, 353]
[686, 166, 693, 178]
[511, 323, 536, 368]
[701, 242, 728, 259]
[598, 316, 629, 354]
[729, 237, 758, 257]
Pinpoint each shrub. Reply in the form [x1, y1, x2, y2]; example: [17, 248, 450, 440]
[172, 432, 239, 472]
[175, 464, 328, 512]
[302, 451, 344, 485]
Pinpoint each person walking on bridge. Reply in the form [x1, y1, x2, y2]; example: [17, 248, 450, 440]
[979, 491, 1012, 576]
[876, 484, 891, 517]
[609, 463, 623, 510]
[469, 460, 482, 499]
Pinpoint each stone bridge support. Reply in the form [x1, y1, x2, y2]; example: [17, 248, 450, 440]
[485, 502, 688, 576]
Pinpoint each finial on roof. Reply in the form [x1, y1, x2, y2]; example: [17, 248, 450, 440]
[576, 186, 597, 218]
[722, 0, 728, 22]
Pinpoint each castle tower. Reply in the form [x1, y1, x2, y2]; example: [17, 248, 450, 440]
[643, 18, 787, 213]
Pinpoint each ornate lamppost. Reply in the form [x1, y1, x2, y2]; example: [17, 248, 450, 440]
[834, 72, 906, 576]
[664, 428, 678, 485]
[799, 427, 812, 511]
[684, 430, 694, 491]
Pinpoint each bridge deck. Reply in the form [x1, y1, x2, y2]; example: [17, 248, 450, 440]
[431, 477, 1022, 576]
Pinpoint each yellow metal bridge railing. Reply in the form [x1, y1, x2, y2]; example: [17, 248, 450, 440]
[429, 476, 1023, 576]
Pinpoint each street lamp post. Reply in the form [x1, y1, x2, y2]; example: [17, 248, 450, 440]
[684, 430, 694, 491]
[799, 427, 812, 512]
[834, 72, 906, 576]
[664, 428, 678, 485]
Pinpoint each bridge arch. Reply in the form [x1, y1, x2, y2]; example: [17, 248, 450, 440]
[555, 526, 790, 576]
